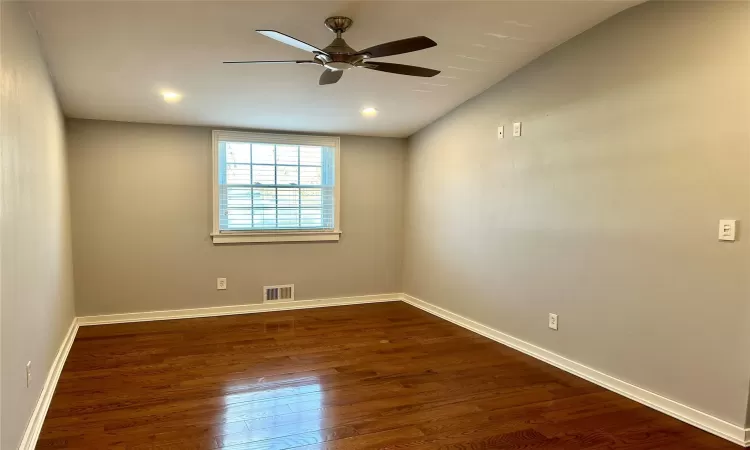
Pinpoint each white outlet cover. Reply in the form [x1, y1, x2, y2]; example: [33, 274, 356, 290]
[548, 313, 558, 330]
[217, 278, 227, 290]
[26, 361, 32, 387]
[497, 125, 504, 139]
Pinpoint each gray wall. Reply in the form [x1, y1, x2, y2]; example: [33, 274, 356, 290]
[0, 4, 77, 448]
[66, 119, 405, 316]
[403, 0, 750, 427]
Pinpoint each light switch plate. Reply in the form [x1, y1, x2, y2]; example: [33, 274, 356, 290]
[497, 126, 504, 139]
[719, 219, 737, 241]
[513, 122, 522, 137]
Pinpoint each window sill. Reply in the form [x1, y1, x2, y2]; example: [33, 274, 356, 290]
[211, 230, 341, 244]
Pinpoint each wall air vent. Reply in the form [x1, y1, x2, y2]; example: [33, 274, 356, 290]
[264, 284, 295, 302]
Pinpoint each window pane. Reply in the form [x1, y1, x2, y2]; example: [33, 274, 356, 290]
[253, 208, 277, 228]
[277, 166, 299, 185]
[300, 208, 322, 227]
[252, 165, 275, 185]
[277, 188, 300, 207]
[252, 144, 274, 164]
[226, 188, 252, 207]
[226, 164, 251, 185]
[300, 166, 321, 185]
[300, 188, 322, 207]
[227, 210, 253, 229]
[225, 142, 251, 163]
[277, 209, 300, 228]
[252, 188, 276, 207]
[299, 146, 322, 166]
[276, 145, 299, 165]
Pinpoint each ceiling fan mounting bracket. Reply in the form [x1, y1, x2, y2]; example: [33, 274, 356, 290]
[324, 16, 353, 35]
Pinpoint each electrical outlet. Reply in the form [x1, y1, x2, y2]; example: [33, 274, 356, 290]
[548, 313, 558, 330]
[26, 361, 32, 387]
[513, 122, 522, 137]
[497, 125, 504, 139]
[217, 278, 227, 290]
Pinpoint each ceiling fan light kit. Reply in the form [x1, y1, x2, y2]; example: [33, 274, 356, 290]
[224, 16, 440, 85]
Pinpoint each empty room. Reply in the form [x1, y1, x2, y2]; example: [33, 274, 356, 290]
[1, 0, 749, 448]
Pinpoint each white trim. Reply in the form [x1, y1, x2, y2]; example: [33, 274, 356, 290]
[18, 318, 79, 450]
[211, 130, 341, 244]
[212, 130, 339, 148]
[400, 294, 748, 447]
[212, 130, 220, 236]
[77, 294, 399, 326]
[211, 230, 341, 244]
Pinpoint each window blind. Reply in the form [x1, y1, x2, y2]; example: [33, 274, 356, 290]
[217, 140, 335, 232]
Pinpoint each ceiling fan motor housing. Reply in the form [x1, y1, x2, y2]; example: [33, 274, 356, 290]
[317, 20, 365, 71]
[315, 48, 364, 71]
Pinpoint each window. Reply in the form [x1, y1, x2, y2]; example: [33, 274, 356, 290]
[212, 131, 340, 244]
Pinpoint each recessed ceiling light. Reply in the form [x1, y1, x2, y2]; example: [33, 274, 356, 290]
[161, 91, 182, 103]
[361, 107, 378, 117]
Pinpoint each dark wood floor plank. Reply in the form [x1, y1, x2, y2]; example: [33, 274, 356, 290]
[38, 302, 739, 449]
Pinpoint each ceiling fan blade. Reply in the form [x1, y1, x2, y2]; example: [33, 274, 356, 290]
[257, 30, 327, 55]
[361, 62, 440, 77]
[223, 60, 318, 64]
[357, 36, 437, 59]
[319, 69, 344, 85]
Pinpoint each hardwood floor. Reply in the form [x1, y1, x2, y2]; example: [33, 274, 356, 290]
[38, 302, 737, 449]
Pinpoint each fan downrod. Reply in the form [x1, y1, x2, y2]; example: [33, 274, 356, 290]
[324, 17, 353, 35]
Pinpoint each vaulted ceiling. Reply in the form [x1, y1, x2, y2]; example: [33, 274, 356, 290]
[29, 1, 638, 137]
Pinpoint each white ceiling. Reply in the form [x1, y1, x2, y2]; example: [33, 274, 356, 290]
[29, 1, 637, 138]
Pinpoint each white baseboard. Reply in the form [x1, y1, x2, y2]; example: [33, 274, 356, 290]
[18, 317, 79, 450]
[401, 294, 748, 447]
[77, 293, 400, 326]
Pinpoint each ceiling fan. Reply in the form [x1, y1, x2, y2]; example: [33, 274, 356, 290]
[224, 16, 440, 85]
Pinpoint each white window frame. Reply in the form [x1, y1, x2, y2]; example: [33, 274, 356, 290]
[211, 130, 341, 244]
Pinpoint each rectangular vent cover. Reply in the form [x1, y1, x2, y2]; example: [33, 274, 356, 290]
[264, 284, 294, 302]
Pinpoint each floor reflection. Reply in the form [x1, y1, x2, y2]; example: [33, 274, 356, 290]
[218, 376, 324, 447]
